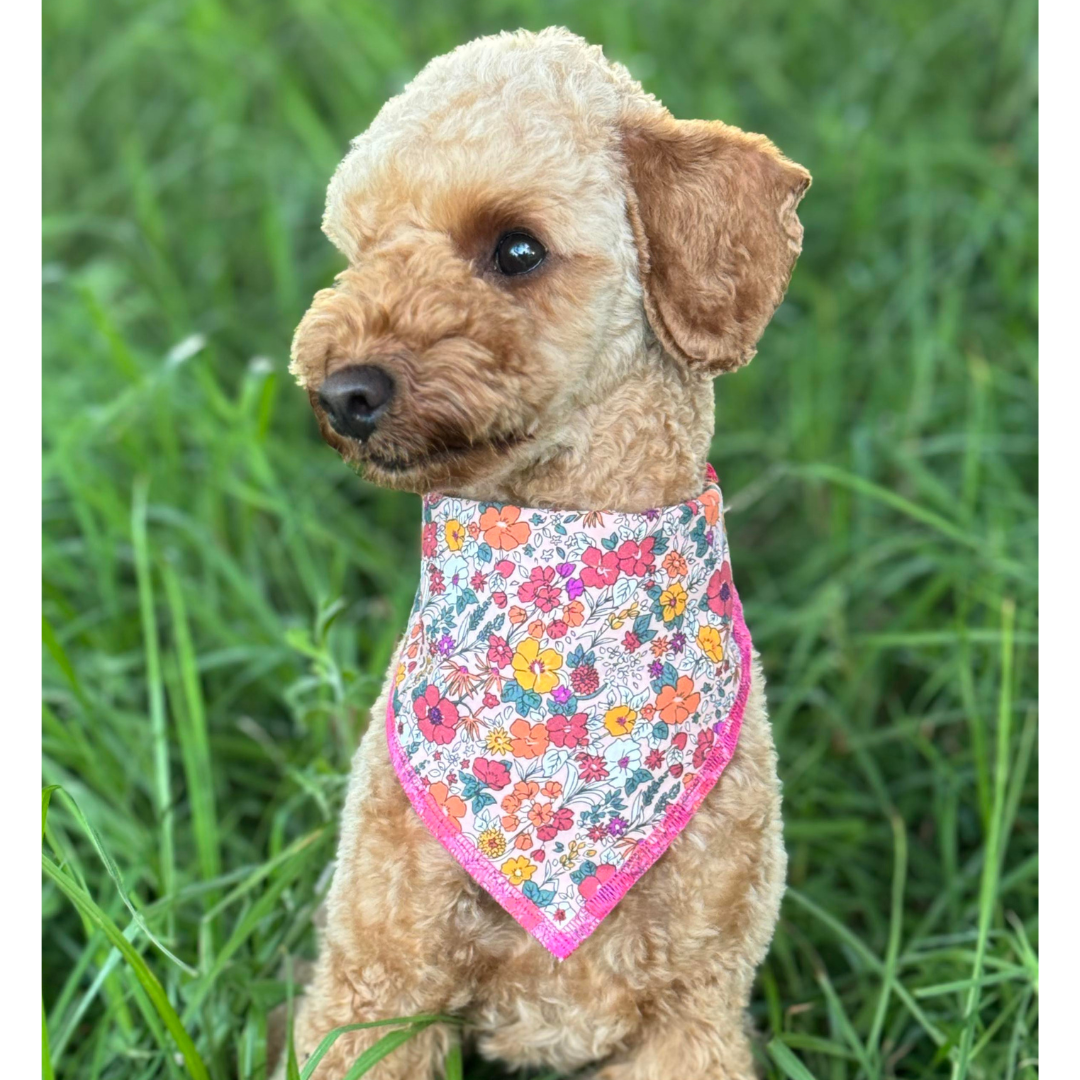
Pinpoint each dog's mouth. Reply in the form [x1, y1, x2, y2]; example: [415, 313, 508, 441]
[359, 430, 530, 475]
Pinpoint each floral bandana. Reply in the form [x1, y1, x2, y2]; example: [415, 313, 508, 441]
[387, 465, 752, 959]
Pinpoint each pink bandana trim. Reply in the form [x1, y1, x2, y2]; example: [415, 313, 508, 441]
[386, 467, 752, 959]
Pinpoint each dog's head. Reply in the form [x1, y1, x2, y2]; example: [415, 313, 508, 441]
[291, 28, 809, 495]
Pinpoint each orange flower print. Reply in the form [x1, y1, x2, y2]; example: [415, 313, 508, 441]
[513, 780, 540, 801]
[655, 676, 701, 724]
[510, 718, 550, 758]
[528, 802, 554, 829]
[562, 599, 585, 627]
[528, 619, 545, 639]
[426, 782, 466, 834]
[508, 606, 528, 625]
[479, 505, 531, 550]
[514, 832, 533, 850]
[662, 550, 688, 578]
[699, 488, 721, 526]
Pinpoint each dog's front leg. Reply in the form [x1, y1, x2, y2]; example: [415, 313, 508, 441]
[590, 982, 756, 1080]
[289, 689, 476, 1079]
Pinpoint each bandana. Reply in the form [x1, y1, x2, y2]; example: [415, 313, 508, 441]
[386, 465, 752, 959]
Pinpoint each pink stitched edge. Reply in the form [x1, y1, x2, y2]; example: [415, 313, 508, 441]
[385, 587, 754, 961]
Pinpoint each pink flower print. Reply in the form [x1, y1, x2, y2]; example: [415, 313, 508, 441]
[536, 807, 574, 842]
[518, 566, 561, 612]
[580, 546, 620, 588]
[487, 634, 513, 667]
[706, 562, 734, 618]
[577, 862, 617, 900]
[472, 757, 511, 790]
[548, 711, 588, 748]
[615, 537, 656, 577]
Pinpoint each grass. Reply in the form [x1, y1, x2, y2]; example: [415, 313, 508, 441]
[42, 0, 1037, 1077]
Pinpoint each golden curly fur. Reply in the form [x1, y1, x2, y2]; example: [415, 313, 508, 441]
[285, 27, 809, 1079]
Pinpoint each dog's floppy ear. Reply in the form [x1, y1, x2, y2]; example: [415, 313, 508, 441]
[621, 110, 810, 373]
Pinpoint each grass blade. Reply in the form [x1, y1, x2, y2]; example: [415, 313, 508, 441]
[131, 476, 175, 903]
[767, 1039, 820, 1080]
[299, 1016, 461, 1080]
[41, 855, 209, 1080]
[342, 1022, 435, 1079]
[952, 598, 1016, 1079]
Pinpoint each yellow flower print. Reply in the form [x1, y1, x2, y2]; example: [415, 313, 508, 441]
[445, 518, 466, 551]
[486, 727, 512, 755]
[394, 663, 406, 686]
[477, 827, 507, 859]
[511, 637, 563, 694]
[697, 625, 724, 664]
[604, 704, 638, 738]
[501, 855, 537, 887]
[659, 582, 688, 622]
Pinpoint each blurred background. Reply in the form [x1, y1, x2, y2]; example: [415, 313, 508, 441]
[42, 1, 1037, 1078]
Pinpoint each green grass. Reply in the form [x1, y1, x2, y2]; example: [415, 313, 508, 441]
[42, 0, 1037, 1077]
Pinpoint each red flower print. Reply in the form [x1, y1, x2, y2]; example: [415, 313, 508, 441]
[536, 807, 574, 841]
[487, 634, 513, 667]
[548, 711, 588, 748]
[577, 862, 617, 900]
[580, 546, 620, 588]
[470, 571, 487, 591]
[577, 753, 608, 782]
[706, 562, 734, 618]
[413, 685, 460, 745]
[693, 728, 715, 770]
[646, 749, 664, 770]
[547, 619, 569, 639]
[483, 692, 499, 709]
[472, 757, 511, 790]
[615, 537, 656, 577]
[570, 664, 600, 695]
[623, 631, 642, 652]
[421, 522, 437, 558]
[492, 591, 507, 608]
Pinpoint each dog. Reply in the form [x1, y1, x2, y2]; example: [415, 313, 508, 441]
[287, 27, 809, 1080]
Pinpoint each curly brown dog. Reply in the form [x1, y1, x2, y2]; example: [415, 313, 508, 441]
[287, 26, 809, 1080]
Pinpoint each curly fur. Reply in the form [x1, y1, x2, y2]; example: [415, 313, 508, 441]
[284, 26, 808, 1079]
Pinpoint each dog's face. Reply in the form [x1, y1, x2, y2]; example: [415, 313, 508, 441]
[291, 29, 809, 495]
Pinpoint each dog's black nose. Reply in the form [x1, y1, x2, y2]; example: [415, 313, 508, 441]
[317, 365, 395, 441]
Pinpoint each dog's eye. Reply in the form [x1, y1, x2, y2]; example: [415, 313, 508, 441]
[493, 231, 546, 276]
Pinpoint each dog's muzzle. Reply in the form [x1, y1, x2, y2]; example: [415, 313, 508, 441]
[317, 364, 396, 442]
